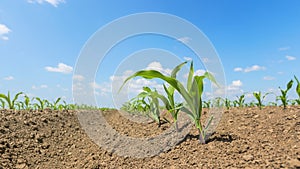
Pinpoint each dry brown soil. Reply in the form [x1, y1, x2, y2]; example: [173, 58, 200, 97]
[0, 106, 299, 169]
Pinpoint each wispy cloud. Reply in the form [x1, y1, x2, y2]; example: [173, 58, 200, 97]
[234, 65, 266, 73]
[263, 76, 275, 81]
[27, 0, 65, 7]
[278, 46, 290, 51]
[0, 24, 11, 40]
[233, 67, 243, 72]
[244, 65, 266, 72]
[183, 56, 192, 61]
[45, 63, 73, 74]
[286, 55, 296, 61]
[3, 76, 14, 81]
[32, 84, 48, 90]
[177, 37, 191, 44]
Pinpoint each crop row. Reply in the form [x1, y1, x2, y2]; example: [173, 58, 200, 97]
[119, 60, 300, 144]
[0, 92, 112, 111]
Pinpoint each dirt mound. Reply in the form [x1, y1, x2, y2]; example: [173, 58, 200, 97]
[0, 107, 299, 168]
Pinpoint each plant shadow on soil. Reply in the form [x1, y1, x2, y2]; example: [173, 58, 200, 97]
[181, 132, 237, 144]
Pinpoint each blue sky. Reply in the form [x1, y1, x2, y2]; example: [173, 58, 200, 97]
[0, 0, 300, 107]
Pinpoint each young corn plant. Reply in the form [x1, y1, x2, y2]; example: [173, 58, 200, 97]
[51, 97, 62, 110]
[253, 91, 270, 110]
[24, 95, 31, 110]
[277, 79, 293, 109]
[0, 91, 23, 109]
[155, 61, 188, 130]
[294, 75, 300, 105]
[33, 97, 48, 110]
[137, 87, 162, 126]
[235, 94, 245, 107]
[203, 100, 211, 108]
[124, 96, 150, 115]
[120, 61, 218, 144]
[223, 98, 232, 110]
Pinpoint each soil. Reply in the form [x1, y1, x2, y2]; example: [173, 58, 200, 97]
[0, 106, 299, 169]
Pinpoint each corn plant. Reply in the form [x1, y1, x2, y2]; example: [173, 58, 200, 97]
[0, 91, 23, 109]
[136, 87, 162, 126]
[223, 98, 231, 109]
[203, 100, 211, 108]
[120, 61, 218, 144]
[157, 61, 186, 130]
[50, 97, 62, 110]
[235, 94, 245, 107]
[122, 95, 150, 115]
[33, 97, 48, 110]
[253, 91, 270, 110]
[295, 75, 300, 105]
[277, 79, 293, 109]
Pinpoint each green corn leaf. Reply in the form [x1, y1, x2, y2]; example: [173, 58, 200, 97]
[54, 97, 61, 105]
[294, 75, 300, 97]
[171, 61, 187, 78]
[203, 72, 219, 87]
[119, 69, 194, 111]
[13, 92, 23, 105]
[187, 61, 194, 92]
[287, 79, 293, 91]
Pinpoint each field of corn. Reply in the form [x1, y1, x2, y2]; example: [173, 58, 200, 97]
[0, 61, 299, 168]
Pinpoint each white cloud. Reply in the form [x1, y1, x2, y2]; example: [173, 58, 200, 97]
[183, 69, 206, 79]
[27, 0, 65, 7]
[286, 55, 296, 61]
[278, 46, 290, 51]
[177, 37, 191, 44]
[231, 80, 242, 87]
[73, 74, 85, 81]
[263, 76, 275, 81]
[194, 69, 206, 76]
[234, 67, 243, 72]
[225, 80, 243, 93]
[146, 61, 172, 75]
[45, 63, 73, 74]
[183, 56, 192, 61]
[234, 65, 266, 73]
[3, 76, 14, 81]
[32, 84, 48, 90]
[0, 24, 11, 40]
[244, 65, 265, 72]
[214, 80, 244, 97]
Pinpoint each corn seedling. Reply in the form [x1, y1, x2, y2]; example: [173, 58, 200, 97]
[277, 79, 293, 109]
[203, 100, 211, 108]
[136, 87, 162, 126]
[122, 96, 150, 115]
[120, 61, 218, 144]
[235, 94, 245, 107]
[223, 98, 231, 109]
[155, 61, 186, 130]
[294, 75, 300, 105]
[253, 91, 270, 110]
[33, 97, 48, 110]
[0, 91, 23, 109]
[50, 97, 62, 110]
